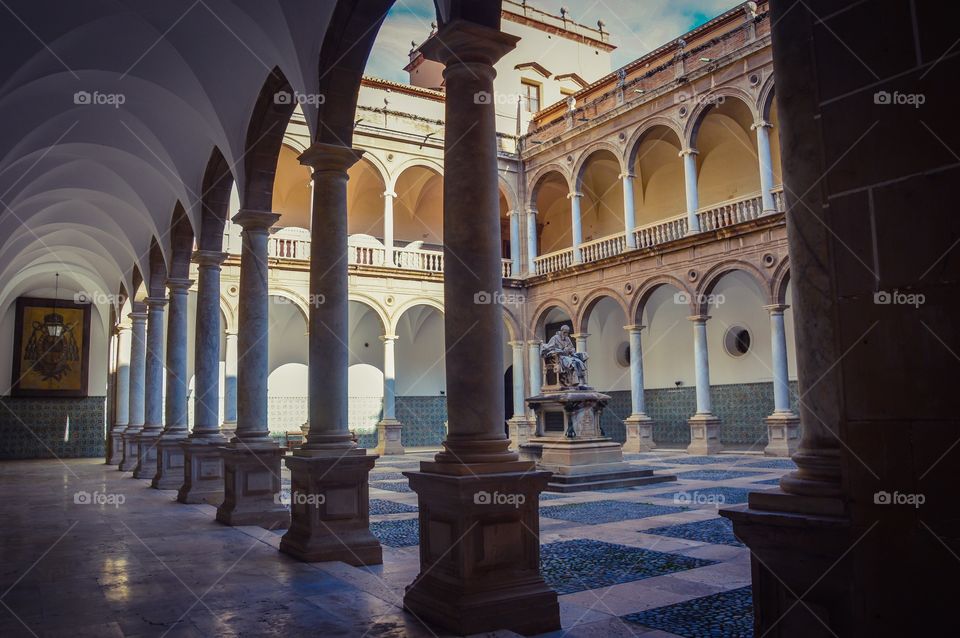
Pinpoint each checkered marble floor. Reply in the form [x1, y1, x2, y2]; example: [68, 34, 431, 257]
[0, 450, 790, 638]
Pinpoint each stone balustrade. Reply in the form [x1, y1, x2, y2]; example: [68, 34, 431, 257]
[579, 233, 625, 263]
[534, 247, 575, 275]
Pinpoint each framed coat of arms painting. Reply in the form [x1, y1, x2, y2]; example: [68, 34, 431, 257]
[11, 296, 91, 397]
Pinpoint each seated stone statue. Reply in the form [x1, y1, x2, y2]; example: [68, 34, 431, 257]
[541, 325, 588, 388]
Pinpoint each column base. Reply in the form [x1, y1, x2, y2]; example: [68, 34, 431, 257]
[764, 412, 800, 457]
[177, 439, 226, 504]
[107, 428, 125, 465]
[623, 414, 655, 452]
[133, 432, 161, 479]
[220, 421, 237, 440]
[151, 436, 187, 490]
[687, 414, 723, 455]
[279, 451, 383, 566]
[374, 419, 405, 456]
[403, 467, 561, 636]
[507, 416, 536, 450]
[216, 445, 288, 529]
[119, 431, 141, 471]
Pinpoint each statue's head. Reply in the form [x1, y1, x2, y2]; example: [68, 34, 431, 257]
[560, 325, 571, 335]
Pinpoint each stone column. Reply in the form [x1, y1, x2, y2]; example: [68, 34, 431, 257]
[278, 142, 381, 566]
[108, 323, 131, 465]
[686, 314, 721, 454]
[179, 251, 229, 503]
[569, 191, 583, 263]
[382, 190, 396, 266]
[375, 334, 403, 455]
[507, 340, 534, 448]
[152, 278, 193, 489]
[621, 172, 638, 249]
[525, 206, 538, 274]
[509, 210, 522, 276]
[753, 121, 777, 213]
[133, 296, 166, 479]
[216, 209, 287, 528]
[623, 325, 654, 452]
[763, 304, 799, 456]
[573, 332, 589, 355]
[680, 148, 702, 233]
[527, 340, 543, 399]
[222, 330, 238, 438]
[120, 306, 147, 471]
[405, 21, 559, 636]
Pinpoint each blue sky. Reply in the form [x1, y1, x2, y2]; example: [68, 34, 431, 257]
[365, 0, 742, 82]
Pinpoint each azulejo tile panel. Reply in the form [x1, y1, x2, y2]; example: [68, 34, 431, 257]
[540, 539, 717, 595]
[0, 396, 106, 459]
[622, 586, 754, 637]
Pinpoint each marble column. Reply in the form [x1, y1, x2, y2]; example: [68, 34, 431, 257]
[573, 332, 589, 356]
[526, 206, 538, 275]
[509, 210, 522, 276]
[108, 323, 131, 465]
[623, 325, 654, 452]
[404, 21, 559, 636]
[179, 251, 229, 503]
[569, 191, 583, 263]
[621, 172, 638, 249]
[680, 148, 702, 233]
[753, 121, 777, 213]
[375, 334, 403, 455]
[152, 278, 192, 489]
[120, 306, 147, 471]
[216, 209, 287, 528]
[763, 304, 800, 456]
[687, 314, 721, 454]
[133, 297, 166, 479]
[527, 340, 543, 399]
[222, 330, 238, 438]
[279, 142, 381, 566]
[382, 190, 396, 266]
[507, 340, 534, 448]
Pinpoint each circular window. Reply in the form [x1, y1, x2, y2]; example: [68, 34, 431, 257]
[616, 342, 631, 367]
[724, 326, 752, 357]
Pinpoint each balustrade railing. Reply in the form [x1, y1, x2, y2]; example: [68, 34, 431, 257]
[534, 247, 574, 275]
[502, 259, 513, 278]
[579, 233, 625, 263]
[394, 247, 444, 272]
[772, 185, 785, 212]
[633, 214, 689, 249]
[696, 194, 764, 231]
[267, 228, 310, 260]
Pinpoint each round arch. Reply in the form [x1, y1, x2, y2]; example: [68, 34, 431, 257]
[348, 294, 390, 334]
[696, 260, 770, 315]
[631, 275, 695, 322]
[219, 295, 238, 333]
[389, 157, 444, 191]
[502, 306, 522, 342]
[684, 88, 760, 148]
[526, 164, 572, 209]
[771, 259, 791, 306]
[576, 288, 630, 333]
[531, 300, 575, 338]
[573, 141, 627, 189]
[625, 117, 685, 167]
[757, 74, 776, 122]
[389, 297, 445, 334]
[267, 288, 310, 324]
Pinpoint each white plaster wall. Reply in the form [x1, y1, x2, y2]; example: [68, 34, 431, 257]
[395, 306, 445, 395]
[706, 272, 773, 385]
[585, 297, 630, 392]
[267, 297, 308, 395]
[640, 286, 695, 389]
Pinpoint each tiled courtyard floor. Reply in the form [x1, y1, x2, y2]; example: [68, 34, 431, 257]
[0, 450, 791, 637]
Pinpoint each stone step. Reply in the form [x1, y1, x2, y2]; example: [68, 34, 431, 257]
[545, 473, 677, 493]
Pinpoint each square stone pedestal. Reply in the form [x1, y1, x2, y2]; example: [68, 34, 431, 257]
[623, 414, 655, 452]
[133, 433, 160, 479]
[403, 463, 561, 636]
[507, 416, 535, 449]
[374, 419, 404, 456]
[279, 451, 382, 565]
[119, 432, 141, 471]
[687, 414, 723, 455]
[216, 445, 288, 529]
[107, 428, 124, 465]
[764, 412, 801, 457]
[177, 440, 225, 504]
[151, 437, 187, 489]
[533, 437, 674, 492]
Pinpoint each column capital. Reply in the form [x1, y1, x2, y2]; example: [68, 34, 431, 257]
[526, 339, 542, 347]
[567, 191, 583, 200]
[623, 324, 647, 333]
[193, 250, 228, 267]
[225, 329, 238, 338]
[619, 171, 636, 180]
[232, 209, 280, 231]
[508, 340, 525, 349]
[420, 19, 519, 66]
[763, 303, 790, 314]
[382, 190, 398, 199]
[298, 142, 364, 173]
[509, 209, 522, 218]
[571, 332, 590, 340]
[751, 119, 773, 130]
[526, 206, 538, 216]
[128, 310, 148, 323]
[144, 296, 168, 309]
[679, 147, 699, 157]
[165, 278, 194, 293]
[115, 322, 132, 334]
[379, 334, 399, 343]
[687, 314, 711, 324]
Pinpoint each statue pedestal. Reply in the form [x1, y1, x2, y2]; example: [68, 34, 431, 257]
[764, 412, 800, 457]
[375, 419, 405, 456]
[525, 389, 675, 492]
